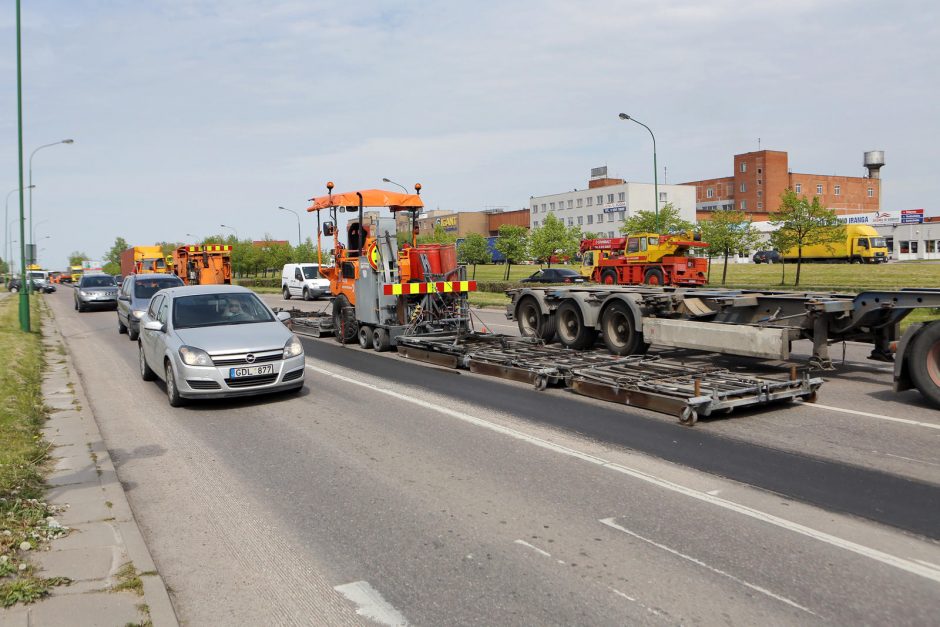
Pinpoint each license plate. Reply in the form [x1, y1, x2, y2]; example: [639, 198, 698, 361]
[229, 364, 275, 378]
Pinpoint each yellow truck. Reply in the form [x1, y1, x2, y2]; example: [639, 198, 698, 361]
[782, 224, 888, 264]
[120, 246, 171, 276]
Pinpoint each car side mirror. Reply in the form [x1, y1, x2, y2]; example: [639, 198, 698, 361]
[323, 221, 335, 236]
[276, 311, 291, 322]
[119, 294, 129, 301]
[143, 320, 164, 332]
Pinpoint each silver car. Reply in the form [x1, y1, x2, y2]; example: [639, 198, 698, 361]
[137, 285, 305, 406]
[75, 274, 118, 311]
[117, 273, 183, 340]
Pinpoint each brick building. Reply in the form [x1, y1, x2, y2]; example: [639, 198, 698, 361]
[683, 150, 883, 221]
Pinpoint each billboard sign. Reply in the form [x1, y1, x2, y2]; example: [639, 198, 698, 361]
[591, 166, 608, 179]
[901, 208, 925, 224]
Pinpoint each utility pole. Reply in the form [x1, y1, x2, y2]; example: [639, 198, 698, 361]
[16, 0, 30, 331]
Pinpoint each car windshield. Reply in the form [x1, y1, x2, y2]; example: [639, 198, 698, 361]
[302, 266, 321, 279]
[135, 277, 183, 299]
[172, 293, 274, 329]
[81, 276, 114, 288]
[870, 237, 887, 248]
[29, 272, 45, 280]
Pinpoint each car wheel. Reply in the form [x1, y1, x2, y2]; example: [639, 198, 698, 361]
[128, 325, 139, 341]
[303, 288, 311, 301]
[139, 344, 155, 381]
[118, 316, 127, 334]
[283, 286, 291, 300]
[165, 361, 185, 407]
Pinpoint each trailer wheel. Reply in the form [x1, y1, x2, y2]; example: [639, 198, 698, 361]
[555, 301, 596, 350]
[601, 301, 648, 356]
[373, 327, 391, 352]
[332, 295, 358, 344]
[907, 321, 940, 408]
[643, 268, 665, 286]
[358, 325, 374, 349]
[679, 406, 698, 426]
[516, 296, 556, 343]
[601, 269, 618, 285]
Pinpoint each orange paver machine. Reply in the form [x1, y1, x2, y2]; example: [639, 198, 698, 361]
[306, 182, 476, 350]
[171, 245, 232, 286]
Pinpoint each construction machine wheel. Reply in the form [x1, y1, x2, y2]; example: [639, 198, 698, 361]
[555, 301, 596, 350]
[332, 295, 358, 344]
[907, 321, 940, 408]
[600, 269, 618, 285]
[516, 296, 556, 343]
[601, 301, 648, 356]
[283, 286, 291, 300]
[643, 267, 665, 286]
[373, 327, 391, 352]
[358, 325, 374, 349]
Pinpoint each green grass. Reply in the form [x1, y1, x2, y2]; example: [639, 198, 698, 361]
[0, 296, 71, 606]
[707, 260, 940, 291]
[112, 562, 143, 596]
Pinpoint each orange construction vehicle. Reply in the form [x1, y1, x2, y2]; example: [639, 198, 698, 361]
[579, 232, 709, 286]
[306, 182, 476, 349]
[170, 245, 232, 286]
[120, 246, 170, 276]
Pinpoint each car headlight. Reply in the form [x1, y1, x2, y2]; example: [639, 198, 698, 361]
[179, 345, 213, 367]
[79, 290, 89, 297]
[283, 335, 303, 359]
[132, 309, 146, 319]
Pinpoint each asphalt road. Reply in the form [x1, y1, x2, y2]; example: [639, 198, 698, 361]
[47, 287, 940, 625]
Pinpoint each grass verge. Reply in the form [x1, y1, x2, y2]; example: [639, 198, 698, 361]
[0, 296, 71, 607]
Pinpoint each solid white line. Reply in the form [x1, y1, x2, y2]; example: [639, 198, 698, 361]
[334, 581, 408, 627]
[807, 402, 940, 430]
[306, 362, 940, 586]
[514, 539, 552, 558]
[600, 518, 816, 615]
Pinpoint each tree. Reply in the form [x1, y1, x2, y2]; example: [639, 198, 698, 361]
[102, 236, 129, 276]
[769, 190, 845, 286]
[529, 213, 580, 267]
[494, 224, 529, 280]
[417, 224, 456, 246]
[620, 202, 693, 235]
[457, 233, 492, 279]
[0, 257, 9, 275]
[698, 210, 763, 285]
[68, 251, 89, 267]
[768, 228, 796, 285]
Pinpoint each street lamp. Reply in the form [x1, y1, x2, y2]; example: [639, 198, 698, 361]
[220, 224, 238, 240]
[277, 206, 302, 247]
[382, 178, 408, 194]
[618, 113, 659, 232]
[5, 185, 34, 278]
[28, 139, 74, 250]
[31, 218, 49, 258]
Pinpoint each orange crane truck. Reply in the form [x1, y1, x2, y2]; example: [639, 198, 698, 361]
[580, 233, 709, 286]
[171, 245, 232, 285]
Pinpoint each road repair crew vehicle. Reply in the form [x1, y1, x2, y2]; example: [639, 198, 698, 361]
[303, 182, 476, 350]
[579, 233, 709, 286]
[170, 244, 232, 285]
[782, 223, 889, 263]
[120, 245, 171, 276]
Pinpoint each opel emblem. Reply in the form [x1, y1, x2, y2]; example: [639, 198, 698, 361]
[246, 353, 256, 363]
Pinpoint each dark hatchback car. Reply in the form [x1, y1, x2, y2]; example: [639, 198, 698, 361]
[74, 274, 118, 312]
[520, 268, 586, 284]
[752, 250, 782, 264]
[117, 274, 184, 340]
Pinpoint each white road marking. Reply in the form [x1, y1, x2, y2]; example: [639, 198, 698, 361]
[706, 489, 722, 496]
[916, 558, 940, 570]
[807, 402, 940, 431]
[305, 362, 940, 586]
[882, 452, 940, 467]
[610, 587, 664, 617]
[334, 581, 409, 627]
[514, 539, 552, 557]
[600, 518, 816, 615]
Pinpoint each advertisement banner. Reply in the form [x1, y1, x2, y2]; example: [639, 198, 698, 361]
[901, 209, 925, 224]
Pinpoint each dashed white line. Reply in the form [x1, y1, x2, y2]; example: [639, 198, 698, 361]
[306, 362, 940, 586]
[600, 518, 816, 616]
[334, 581, 409, 627]
[514, 539, 552, 557]
[806, 402, 940, 431]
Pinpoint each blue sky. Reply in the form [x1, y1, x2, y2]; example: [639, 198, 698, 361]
[2, 0, 938, 269]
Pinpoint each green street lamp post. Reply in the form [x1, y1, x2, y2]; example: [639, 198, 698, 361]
[5, 185, 33, 280]
[619, 113, 659, 232]
[15, 0, 29, 330]
[277, 206, 302, 247]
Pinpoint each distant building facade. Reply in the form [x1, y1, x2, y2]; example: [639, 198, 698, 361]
[414, 208, 532, 238]
[683, 150, 884, 221]
[529, 167, 696, 237]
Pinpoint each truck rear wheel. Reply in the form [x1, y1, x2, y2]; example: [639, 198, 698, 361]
[643, 268, 665, 286]
[907, 321, 940, 408]
[516, 296, 556, 343]
[555, 301, 596, 350]
[601, 301, 648, 356]
[601, 269, 618, 285]
[332, 295, 358, 344]
[373, 327, 391, 352]
[358, 325, 374, 349]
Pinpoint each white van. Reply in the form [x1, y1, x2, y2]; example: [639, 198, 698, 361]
[281, 263, 331, 300]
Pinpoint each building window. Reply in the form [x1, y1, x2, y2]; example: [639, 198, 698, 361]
[531, 204, 537, 212]
[597, 213, 603, 223]
[816, 184, 823, 194]
[550, 202, 555, 210]
[740, 162, 747, 173]
[533, 221, 539, 228]
[607, 194, 614, 203]
[868, 188, 874, 198]
[586, 197, 593, 206]
[568, 217, 574, 226]
[795, 183, 802, 194]
[757, 190, 762, 197]
[740, 183, 746, 193]
[577, 198, 583, 208]
[757, 202, 763, 209]
[757, 179, 762, 185]
[587, 215, 593, 225]
[740, 199, 747, 210]
[541, 204, 547, 211]
[659, 192, 667, 202]
[926, 240, 936, 254]
[597, 195, 603, 205]
[706, 188, 714, 198]
[567, 200, 573, 209]
[608, 231, 614, 237]
[607, 214, 614, 222]
[618, 211, 625, 220]
[834, 185, 841, 196]
[577, 216, 583, 225]
[618, 192, 625, 202]
[758, 168, 762, 174]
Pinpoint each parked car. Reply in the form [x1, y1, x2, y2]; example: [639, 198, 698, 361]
[7, 278, 22, 292]
[281, 263, 331, 300]
[519, 268, 586, 284]
[137, 285, 304, 406]
[32, 279, 56, 293]
[118, 273, 184, 340]
[74, 274, 118, 312]
[752, 250, 782, 264]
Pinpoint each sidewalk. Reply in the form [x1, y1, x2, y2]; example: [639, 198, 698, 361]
[0, 305, 177, 627]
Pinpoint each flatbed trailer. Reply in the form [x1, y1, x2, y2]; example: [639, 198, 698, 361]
[505, 285, 940, 408]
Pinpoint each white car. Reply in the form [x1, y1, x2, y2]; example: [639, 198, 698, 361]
[281, 263, 330, 301]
